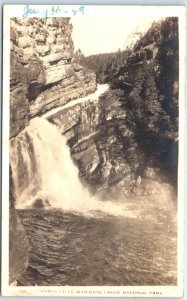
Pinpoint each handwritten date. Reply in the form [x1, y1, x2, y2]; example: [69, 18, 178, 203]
[22, 5, 85, 19]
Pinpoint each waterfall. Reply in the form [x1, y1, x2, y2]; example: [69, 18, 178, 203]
[10, 117, 133, 217]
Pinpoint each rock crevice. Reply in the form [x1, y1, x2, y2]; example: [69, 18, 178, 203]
[10, 17, 96, 138]
[9, 16, 179, 284]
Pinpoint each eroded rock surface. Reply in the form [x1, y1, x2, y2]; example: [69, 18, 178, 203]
[9, 207, 29, 284]
[10, 17, 96, 137]
[46, 18, 179, 195]
[9, 17, 178, 284]
[9, 16, 97, 284]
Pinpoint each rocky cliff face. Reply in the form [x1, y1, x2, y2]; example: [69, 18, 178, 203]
[9, 172, 29, 285]
[10, 17, 96, 138]
[9, 16, 178, 283]
[46, 87, 139, 197]
[9, 206, 29, 284]
[110, 17, 179, 185]
[10, 16, 179, 202]
[46, 18, 179, 196]
[9, 16, 97, 283]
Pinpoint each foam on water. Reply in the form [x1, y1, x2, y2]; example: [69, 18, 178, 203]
[10, 117, 136, 218]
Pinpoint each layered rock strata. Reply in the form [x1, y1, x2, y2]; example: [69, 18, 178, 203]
[112, 17, 179, 183]
[10, 17, 96, 137]
[46, 17, 179, 195]
[46, 88, 139, 196]
[9, 16, 96, 283]
[9, 17, 179, 283]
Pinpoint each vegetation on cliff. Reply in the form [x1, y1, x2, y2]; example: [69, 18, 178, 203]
[75, 48, 131, 83]
[77, 17, 179, 187]
[8, 16, 179, 287]
[117, 17, 178, 184]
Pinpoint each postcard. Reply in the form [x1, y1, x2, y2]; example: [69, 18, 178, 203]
[2, 5, 186, 297]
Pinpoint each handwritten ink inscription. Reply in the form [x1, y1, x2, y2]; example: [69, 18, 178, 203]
[22, 5, 85, 19]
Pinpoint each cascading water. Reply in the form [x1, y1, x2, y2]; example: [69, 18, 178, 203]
[10, 117, 132, 216]
[10, 101, 177, 287]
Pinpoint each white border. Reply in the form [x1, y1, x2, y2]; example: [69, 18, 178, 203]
[2, 5, 186, 297]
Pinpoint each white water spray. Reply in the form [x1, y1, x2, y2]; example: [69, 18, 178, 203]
[10, 117, 134, 217]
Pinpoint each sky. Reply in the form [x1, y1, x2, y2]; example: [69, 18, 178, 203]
[71, 17, 161, 56]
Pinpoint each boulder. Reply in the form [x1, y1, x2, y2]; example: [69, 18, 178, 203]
[32, 198, 51, 208]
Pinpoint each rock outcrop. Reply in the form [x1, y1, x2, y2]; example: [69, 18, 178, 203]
[9, 16, 179, 283]
[9, 171, 29, 284]
[46, 87, 138, 196]
[9, 16, 97, 283]
[110, 17, 179, 185]
[9, 206, 29, 284]
[29, 17, 178, 197]
[10, 16, 179, 200]
[53, 17, 178, 194]
[10, 17, 96, 137]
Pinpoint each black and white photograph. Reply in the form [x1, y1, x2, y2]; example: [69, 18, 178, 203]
[2, 5, 185, 297]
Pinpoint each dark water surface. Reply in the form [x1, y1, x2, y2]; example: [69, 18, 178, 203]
[17, 192, 177, 286]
